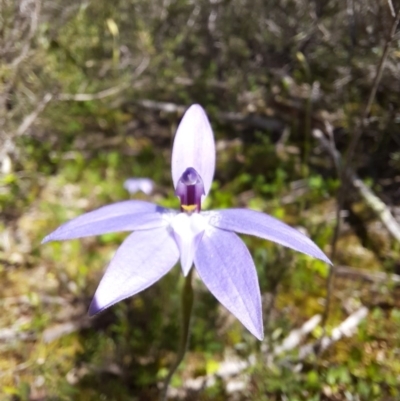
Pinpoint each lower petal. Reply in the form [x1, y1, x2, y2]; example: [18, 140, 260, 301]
[194, 226, 263, 340]
[89, 227, 179, 315]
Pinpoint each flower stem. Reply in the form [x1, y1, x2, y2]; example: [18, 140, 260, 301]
[160, 268, 194, 401]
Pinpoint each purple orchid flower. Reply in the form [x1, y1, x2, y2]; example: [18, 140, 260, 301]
[43, 104, 331, 340]
[124, 178, 154, 195]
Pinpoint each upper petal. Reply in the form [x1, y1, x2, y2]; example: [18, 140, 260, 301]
[171, 104, 215, 197]
[209, 209, 332, 265]
[89, 227, 179, 315]
[194, 226, 263, 340]
[42, 200, 170, 243]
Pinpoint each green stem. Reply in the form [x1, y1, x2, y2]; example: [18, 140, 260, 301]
[160, 268, 194, 401]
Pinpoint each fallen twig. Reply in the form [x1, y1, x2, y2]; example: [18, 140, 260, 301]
[322, 2, 400, 337]
[272, 315, 322, 357]
[335, 265, 400, 285]
[167, 308, 367, 398]
[298, 307, 368, 359]
[42, 318, 91, 343]
[313, 128, 400, 243]
[351, 175, 400, 242]
[58, 85, 129, 102]
[136, 99, 284, 132]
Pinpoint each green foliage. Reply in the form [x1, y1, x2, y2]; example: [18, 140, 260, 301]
[2, 0, 400, 399]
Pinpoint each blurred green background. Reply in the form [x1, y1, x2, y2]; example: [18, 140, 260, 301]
[1, 0, 400, 400]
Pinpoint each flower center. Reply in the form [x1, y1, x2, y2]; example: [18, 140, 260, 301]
[175, 167, 204, 213]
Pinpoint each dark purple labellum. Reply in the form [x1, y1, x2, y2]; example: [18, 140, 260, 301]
[175, 167, 204, 213]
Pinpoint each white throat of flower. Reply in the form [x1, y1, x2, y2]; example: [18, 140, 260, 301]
[170, 213, 207, 276]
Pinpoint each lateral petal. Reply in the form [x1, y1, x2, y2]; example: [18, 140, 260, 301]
[89, 227, 179, 315]
[209, 209, 332, 265]
[194, 226, 263, 340]
[171, 104, 215, 197]
[42, 201, 171, 243]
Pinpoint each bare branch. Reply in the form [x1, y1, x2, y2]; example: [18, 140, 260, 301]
[10, 0, 41, 69]
[57, 57, 150, 102]
[387, 0, 396, 20]
[361, 8, 400, 127]
[16, 93, 53, 136]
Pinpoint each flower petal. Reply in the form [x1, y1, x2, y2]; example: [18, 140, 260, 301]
[171, 104, 215, 197]
[170, 213, 206, 276]
[194, 226, 263, 340]
[42, 201, 170, 243]
[209, 209, 332, 265]
[89, 227, 179, 315]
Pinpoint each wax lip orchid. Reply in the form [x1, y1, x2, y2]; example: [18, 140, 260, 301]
[43, 104, 331, 340]
[123, 178, 154, 195]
